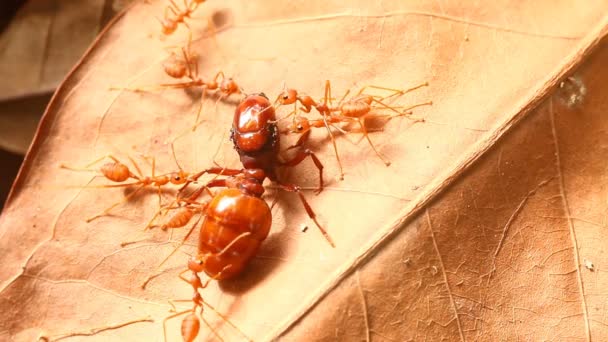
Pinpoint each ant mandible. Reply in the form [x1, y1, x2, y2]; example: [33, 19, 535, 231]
[275, 80, 432, 179]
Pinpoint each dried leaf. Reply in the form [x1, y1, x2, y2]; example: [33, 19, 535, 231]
[0, 0, 131, 101]
[1, 1, 607, 341]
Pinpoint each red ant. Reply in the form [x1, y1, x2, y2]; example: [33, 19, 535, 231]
[162, 50, 241, 130]
[158, 0, 207, 37]
[115, 46, 241, 131]
[60, 154, 192, 223]
[157, 93, 335, 341]
[275, 80, 432, 179]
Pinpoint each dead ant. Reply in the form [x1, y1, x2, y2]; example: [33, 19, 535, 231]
[275, 80, 432, 179]
[60, 154, 193, 223]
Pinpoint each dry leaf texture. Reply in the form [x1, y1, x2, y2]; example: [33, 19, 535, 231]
[1, 0, 607, 341]
[0, 0, 132, 101]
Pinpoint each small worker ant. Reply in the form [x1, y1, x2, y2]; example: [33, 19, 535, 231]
[158, 0, 207, 37]
[60, 154, 193, 223]
[275, 80, 432, 179]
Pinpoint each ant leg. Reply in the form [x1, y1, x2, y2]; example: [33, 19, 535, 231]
[356, 117, 391, 166]
[279, 149, 324, 194]
[86, 184, 146, 222]
[356, 82, 429, 101]
[371, 98, 431, 122]
[320, 80, 345, 180]
[285, 129, 312, 150]
[168, 0, 182, 15]
[323, 80, 332, 107]
[217, 232, 252, 257]
[163, 308, 191, 336]
[277, 182, 335, 247]
[180, 45, 195, 81]
[141, 214, 205, 289]
[192, 87, 207, 131]
[110, 79, 202, 93]
[321, 113, 344, 180]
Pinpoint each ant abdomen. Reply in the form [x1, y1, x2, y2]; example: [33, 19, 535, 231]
[162, 207, 195, 230]
[163, 57, 188, 79]
[100, 162, 130, 182]
[340, 99, 371, 117]
[181, 313, 200, 342]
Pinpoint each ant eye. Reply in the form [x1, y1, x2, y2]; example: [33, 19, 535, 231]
[174, 176, 181, 181]
[297, 125, 303, 131]
[282, 95, 289, 100]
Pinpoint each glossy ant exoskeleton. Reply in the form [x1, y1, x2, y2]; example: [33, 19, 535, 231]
[156, 93, 335, 341]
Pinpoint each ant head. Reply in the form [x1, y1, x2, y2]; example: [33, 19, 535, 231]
[276, 89, 297, 105]
[221, 78, 240, 94]
[188, 256, 205, 273]
[169, 171, 188, 185]
[289, 116, 310, 133]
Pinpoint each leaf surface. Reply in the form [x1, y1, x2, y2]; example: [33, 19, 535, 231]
[1, 1, 607, 341]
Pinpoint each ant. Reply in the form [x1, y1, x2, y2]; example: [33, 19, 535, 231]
[180, 93, 333, 244]
[60, 154, 192, 223]
[275, 80, 432, 179]
[115, 45, 241, 131]
[157, 93, 336, 340]
[158, 0, 207, 38]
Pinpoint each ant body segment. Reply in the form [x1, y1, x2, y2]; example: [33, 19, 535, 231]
[276, 80, 432, 178]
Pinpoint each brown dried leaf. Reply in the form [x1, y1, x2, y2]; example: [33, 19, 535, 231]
[1, 1, 607, 341]
[0, 0, 131, 101]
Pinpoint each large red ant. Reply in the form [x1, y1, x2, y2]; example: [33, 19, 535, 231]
[114, 47, 241, 131]
[154, 93, 335, 341]
[275, 80, 432, 179]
